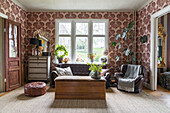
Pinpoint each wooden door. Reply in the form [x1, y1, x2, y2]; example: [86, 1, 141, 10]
[5, 20, 21, 91]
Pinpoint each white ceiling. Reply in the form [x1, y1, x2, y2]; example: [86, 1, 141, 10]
[15, 0, 152, 11]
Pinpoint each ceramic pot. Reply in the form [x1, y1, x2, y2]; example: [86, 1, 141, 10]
[89, 71, 101, 79]
[58, 57, 63, 63]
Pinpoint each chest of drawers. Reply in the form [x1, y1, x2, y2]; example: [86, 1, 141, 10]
[28, 56, 50, 81]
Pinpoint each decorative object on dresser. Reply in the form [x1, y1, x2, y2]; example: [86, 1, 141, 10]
[55, 76, 106, 99]
[28, 56, 50, 81]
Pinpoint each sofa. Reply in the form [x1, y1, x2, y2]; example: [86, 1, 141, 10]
[51, 63, 110, 88]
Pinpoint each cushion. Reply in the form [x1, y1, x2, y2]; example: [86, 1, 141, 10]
[100, 69, 109, 77]
[55, 67, 73, 76]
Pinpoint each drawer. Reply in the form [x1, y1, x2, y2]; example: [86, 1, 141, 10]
[29, 68, 47, 73]
[29, 59, 47, 63]
[29, 63, 47, 67]
[28, 74, 47, 78]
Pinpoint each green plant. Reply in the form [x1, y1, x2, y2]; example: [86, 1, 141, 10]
[140, 35, 148, 43]
[54, 45, 68, 58]
[87, 63, 104, 72]
[112, 20, 136, 63]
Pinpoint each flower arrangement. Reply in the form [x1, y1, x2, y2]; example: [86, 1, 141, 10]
[157, 57, 162, 64]
[62, 57, 70, 63]
[88, 53, 96, 62]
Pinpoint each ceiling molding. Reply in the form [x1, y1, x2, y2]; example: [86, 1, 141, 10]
[11, 0, 28, 11]
[27, 9, 135, 12]
[0, 12, 8, 19]
[137, 0, 153, 11]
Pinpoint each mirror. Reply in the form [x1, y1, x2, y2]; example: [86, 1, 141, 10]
[157, 24, 167, 68]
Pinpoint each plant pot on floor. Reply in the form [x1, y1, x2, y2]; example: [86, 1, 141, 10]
[58, 57, 63, 63]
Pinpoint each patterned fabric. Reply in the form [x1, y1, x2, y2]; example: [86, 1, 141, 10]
[160, 72, 170, 90]
[118, 65, 141, 92]
[55, 67, 73, 76]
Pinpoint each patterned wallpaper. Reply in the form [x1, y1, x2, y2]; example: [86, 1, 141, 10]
[0, 0, 27, 62]
[26, 12, 134, 72]
[136, 0, 170, 83]
[1, 0, 170, 83]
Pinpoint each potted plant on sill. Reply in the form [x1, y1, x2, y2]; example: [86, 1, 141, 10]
[54, 45, 68, 63]
[87, 63, 105, 79]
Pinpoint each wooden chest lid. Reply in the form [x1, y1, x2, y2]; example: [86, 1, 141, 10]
[55, 76, 105, 81]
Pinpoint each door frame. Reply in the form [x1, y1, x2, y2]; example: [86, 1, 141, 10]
[150, 5, 170, 90]
[5, 19, 21, 91]
[0, 13, 8, 92]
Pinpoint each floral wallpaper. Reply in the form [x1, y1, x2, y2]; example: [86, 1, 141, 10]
[26, 12, 134, 73]
[0, 0, 27, 62]
[136, 0, 170, 83]
[1, 0, 169, 83]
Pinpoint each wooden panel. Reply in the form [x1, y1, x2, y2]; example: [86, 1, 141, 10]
[55, 81, 104, 87]
[55, 80, 106, 100]
[9, 61, 18, 67]
[55, 92, 105, 99]
[9, 71, 19, 86]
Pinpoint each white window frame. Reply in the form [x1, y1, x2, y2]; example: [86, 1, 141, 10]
[55, 19, 109, 63]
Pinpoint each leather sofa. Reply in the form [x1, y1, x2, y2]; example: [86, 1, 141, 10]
[51, 63, 110, 88]
[114, 64, 145, 93]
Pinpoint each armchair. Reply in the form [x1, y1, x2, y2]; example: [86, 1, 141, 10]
[114, 64, 145, 93]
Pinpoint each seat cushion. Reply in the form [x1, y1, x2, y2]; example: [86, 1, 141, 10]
[24, 82, 46, 96]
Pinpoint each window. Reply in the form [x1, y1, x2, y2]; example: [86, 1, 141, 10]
[56, 19, 108, 63]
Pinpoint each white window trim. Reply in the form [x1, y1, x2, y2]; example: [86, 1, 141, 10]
[55, 19, 109, 63]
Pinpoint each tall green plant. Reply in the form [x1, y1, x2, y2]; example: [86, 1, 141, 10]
[111, 20, 136, 63]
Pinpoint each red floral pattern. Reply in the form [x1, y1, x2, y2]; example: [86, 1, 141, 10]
[26, 11, 134, 72]
[1, 0, 169, 80]
[137, 0, 170, 83]
[0, 0, 27, 61]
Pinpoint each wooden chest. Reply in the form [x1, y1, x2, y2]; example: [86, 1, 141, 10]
[55, 76, 106, 100]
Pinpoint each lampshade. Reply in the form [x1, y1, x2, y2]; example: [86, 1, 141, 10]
[30, 38, 39, 46]
[39, 40, 42, 46]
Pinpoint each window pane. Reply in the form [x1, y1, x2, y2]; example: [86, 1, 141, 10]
[59, 37, 71, 58]
[9, 24, 18, 58]
[59, 23, 71, 35]
[93, 23, 105, 35]
[76, 23, 88, 35]
[76, 37, 88, 62]
[93, 37, 105, 62]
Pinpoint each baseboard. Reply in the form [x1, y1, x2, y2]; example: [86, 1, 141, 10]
[143, 82, 151, 90]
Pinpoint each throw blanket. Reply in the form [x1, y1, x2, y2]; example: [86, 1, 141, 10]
[118, 65, 141, 92]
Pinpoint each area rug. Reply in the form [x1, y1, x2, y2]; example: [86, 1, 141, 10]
[0, 87, 169, 113]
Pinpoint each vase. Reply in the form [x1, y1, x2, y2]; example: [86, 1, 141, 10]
[89, 71, 101, 79]
[58, 57, 63, 63]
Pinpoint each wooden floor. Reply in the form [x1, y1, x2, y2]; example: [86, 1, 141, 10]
[143, 85, 170, 108]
